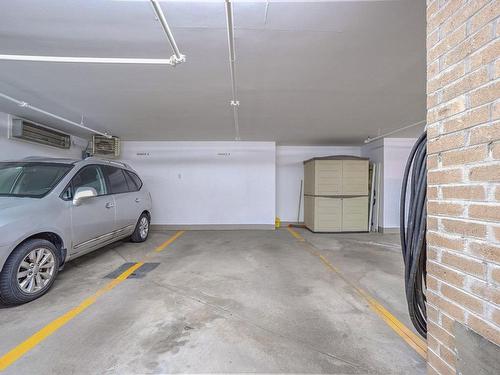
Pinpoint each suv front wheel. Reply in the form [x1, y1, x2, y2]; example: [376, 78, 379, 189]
[0, 239, 59, 305]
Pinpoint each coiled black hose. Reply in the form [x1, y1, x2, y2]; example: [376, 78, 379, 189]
[400, 131, 427, 338]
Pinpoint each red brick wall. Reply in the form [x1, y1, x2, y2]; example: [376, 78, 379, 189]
[426, 0, 499, 374]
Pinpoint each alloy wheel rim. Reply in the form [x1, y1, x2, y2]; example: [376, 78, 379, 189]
[139, 217, 149, 239]
[17, 248, 56, 294]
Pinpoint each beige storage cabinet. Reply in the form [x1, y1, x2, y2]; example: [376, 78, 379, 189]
[304, 196, 342, 232]
[304, 159, 343, 195]
[342, 160, 369, 195]
[342, 196, 369, 231]
[303, 156, 369, 232]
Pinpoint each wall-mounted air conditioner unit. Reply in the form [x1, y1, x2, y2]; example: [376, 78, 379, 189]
[92, 135, 120, 158]
[10, 118, 71, 149]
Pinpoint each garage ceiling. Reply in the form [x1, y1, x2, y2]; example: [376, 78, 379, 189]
[0, 0, 425, 145]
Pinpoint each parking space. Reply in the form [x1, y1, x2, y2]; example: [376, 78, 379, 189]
[1, 230, 425, 374]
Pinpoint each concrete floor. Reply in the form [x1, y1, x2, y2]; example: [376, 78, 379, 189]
[0, 229, 426, 374]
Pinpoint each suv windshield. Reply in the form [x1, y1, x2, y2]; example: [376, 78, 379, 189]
[0, 162, 73, 198]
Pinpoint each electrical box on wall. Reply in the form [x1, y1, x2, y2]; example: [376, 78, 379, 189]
[10, 118, 71, 149]
[91, 135, 120, 158]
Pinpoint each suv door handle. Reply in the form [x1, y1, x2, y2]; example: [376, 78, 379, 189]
[105, 202, 115, 209]
[135, 198, 141, 203]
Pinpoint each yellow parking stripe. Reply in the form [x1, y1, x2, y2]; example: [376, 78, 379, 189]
[155, 230, 185, 252]
[361, 291, 427, 358]
[0, 230, 185, 371]
[286, 226, 305, 241]
[0, 262, 143, 371]
[286, 227, 427, 359]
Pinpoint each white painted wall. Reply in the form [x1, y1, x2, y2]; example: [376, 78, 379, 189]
[361, 137, 417, 230]
[0, 112, 88, 160]
[382, 138, 417, 229]
[120, 141, 276, 227]
[0, 107, 415, 230]
[361, 139, 384, 228]
[276, 146, 362, 222]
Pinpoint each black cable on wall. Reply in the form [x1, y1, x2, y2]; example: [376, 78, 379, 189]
[400, 131, 427, 338]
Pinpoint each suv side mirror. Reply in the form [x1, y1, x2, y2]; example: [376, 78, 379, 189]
[73, 187, 97, 206]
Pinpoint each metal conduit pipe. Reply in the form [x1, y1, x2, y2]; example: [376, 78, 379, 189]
[0, 55, 178, 65]
[0, 92, 110, 138]
[225, 0, 241, 140]
[150, 0, 185, 66]
[0, 2, 185, 67]
[364, 119, 426, 144]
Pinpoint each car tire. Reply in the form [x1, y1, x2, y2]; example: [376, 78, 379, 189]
[130, 213, 150, 243]
[0, 239, 59, 305]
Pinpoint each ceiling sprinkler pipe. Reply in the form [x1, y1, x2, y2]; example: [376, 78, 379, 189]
[364, 120, 426, 144]
[225, 0, 240, 140]
[232, 105, 241, 141]
[0, 92, 110, 138]
[0, 54, 177, 65]
[225, 0, 237, 100]
[150, 0, 185, 64]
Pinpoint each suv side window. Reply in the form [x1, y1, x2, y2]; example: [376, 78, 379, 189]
[125, 170, 143, 191]
[70, 165, 107, 197]
[103, 166, 129, 194]
[123, 171, 138, 192]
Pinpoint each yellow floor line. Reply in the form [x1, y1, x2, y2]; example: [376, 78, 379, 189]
[0, 230, 185, 372]
[0, 262, 143, 371]
[155, 230, 185, 252]
[286, 226, 305, 241]
[286, 227, 427, 359]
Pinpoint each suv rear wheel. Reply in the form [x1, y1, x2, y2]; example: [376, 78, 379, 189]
[0, 239, 59, 305]
[130, 213, 150, 243]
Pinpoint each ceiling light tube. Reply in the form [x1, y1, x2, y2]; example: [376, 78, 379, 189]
[364, 120, 426, 144]
[0, 92, 110, 138]
[150, 0, 185, 65]
[225, 0, 240, 140]
[0, 54, 178, 65]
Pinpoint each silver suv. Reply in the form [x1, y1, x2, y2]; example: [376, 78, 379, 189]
[0, 157, 152, 305]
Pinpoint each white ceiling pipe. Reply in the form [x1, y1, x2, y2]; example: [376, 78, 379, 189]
[0, 1, 185, 66]
[225, 0, 241, 140]
[364, 120, 426, 144]
[264, 0, 270, 24]
[232, 104, 241, 142]
[150, 0, 185, 65]
[0, 92, 110, 138]
[0, 54, 177, 65]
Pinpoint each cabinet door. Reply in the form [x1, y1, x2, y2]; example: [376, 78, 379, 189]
[342, 197, 369, 231]
[316, 160, 342, 195]
[316, 197, 342, 232]
[342, 160, 369, 195]
[304, 195, 315, 230]
[303, 161, 316, 196]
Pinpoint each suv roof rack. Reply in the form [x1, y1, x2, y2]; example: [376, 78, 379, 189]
[83, 156, 131, 170]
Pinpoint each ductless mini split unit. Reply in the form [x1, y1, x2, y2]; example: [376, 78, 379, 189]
[91, 135, 121, 158]
[10, 118, 71, 149]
